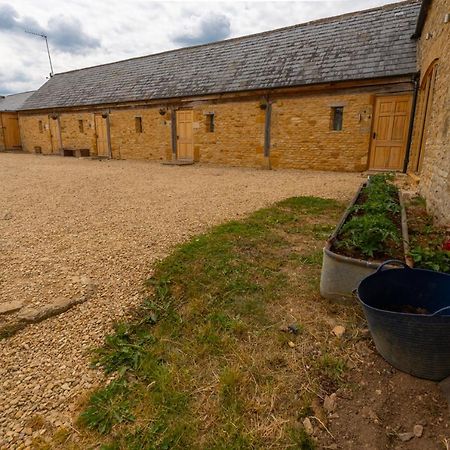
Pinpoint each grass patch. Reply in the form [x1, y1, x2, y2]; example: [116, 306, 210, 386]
[67, 195, 358, 448]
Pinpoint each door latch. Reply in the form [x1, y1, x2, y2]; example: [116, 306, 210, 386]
[373, 132, 377, 139]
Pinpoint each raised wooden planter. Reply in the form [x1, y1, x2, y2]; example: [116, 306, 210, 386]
[320, 182, 412, 302]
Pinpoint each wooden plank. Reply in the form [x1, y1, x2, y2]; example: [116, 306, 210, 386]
[176, 110, 193, 160]
[369, 94, 412, 171]
[49, 117, 61, 153]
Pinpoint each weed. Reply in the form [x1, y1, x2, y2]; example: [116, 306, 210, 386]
[289, 426, 316, 449]
[93, 323, 155, 374]
[317, 354, 347, 383]
[410, 245, 450, 273]
[79, 379, 134, 434]
[298, 251, 323, 266]
[219, 367, 244, 415]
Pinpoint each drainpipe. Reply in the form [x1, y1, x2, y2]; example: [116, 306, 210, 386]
[403, 73, 420, 173]
[263, 96, 272, 169]
[171, 108, 177, 160]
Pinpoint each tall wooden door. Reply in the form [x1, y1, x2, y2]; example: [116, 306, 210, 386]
[95, 114, 110, 157]
[176, 110, 194, 160]
[369, 94, 412, 171]
[49, 117, 61, 154]
[2, 113, 21, 149]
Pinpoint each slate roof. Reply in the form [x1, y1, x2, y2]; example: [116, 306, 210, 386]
[0, 91, 35, 111]
[22, 0, 421, 111]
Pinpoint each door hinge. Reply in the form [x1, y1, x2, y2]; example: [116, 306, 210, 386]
[373, 132, 377, 139]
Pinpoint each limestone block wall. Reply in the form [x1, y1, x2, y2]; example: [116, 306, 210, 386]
[59, 112, 96, 153]
[415, 0, 450, 224]
[193, 100, 265, 167]
[270, 92, 373, 171]
[17, 84, 409, 173]
[19, 114, 53, 154]
[109, 108, 171, 160]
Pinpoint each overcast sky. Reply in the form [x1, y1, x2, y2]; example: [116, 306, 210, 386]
[1, 0, 402, 95]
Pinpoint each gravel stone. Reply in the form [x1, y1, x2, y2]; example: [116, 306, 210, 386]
[0, 154, 361, 447]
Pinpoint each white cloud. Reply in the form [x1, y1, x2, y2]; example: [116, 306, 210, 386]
[0, 0, 403, 95]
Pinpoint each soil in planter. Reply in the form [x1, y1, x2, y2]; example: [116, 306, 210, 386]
[406, 196, 450, 273]
[331, 186, 404, 263]
[382, 304, 430, 314]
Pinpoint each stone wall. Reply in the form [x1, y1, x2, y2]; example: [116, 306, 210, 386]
[59, 112, 96, 153]
[193, 100, 266, 167]
[414, 0, 450, 224]
[19, 114, 53, 154]
[109, 108, 171, 160]
[192, 91, 375, 170]
[270, 92, 373, 171]
[18, 83, 412, 172]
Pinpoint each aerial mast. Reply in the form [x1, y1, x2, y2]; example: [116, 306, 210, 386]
[25, 30, 54, 77]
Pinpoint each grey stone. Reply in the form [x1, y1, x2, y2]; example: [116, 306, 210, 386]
[398, 432, 415, 442]
[323, 393, 337, 413]
[413, 424, 423, 438]
[0, 301, 23, 315]
[303, 417, 314, 435]
[17, 296, 88, 324]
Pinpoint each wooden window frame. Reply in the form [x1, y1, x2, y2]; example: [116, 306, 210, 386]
[331, 106, 344, 131]
[206, 113, 215, 132]
[135, 116, 143, 133]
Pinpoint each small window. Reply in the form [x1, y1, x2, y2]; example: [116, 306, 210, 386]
[38, 120, 43, 133]
[206, 113, 215, 132]
[135, 116, 143, 133]
[331, 106, 344, 131]
[78, 119, 84, 133]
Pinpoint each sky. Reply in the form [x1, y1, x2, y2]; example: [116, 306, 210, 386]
[0, 0, 403, 95]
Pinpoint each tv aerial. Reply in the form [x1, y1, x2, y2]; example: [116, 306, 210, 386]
[25, 30, 54, 77]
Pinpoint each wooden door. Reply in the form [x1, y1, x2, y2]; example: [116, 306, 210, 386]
[95, 114, 109, 157]
[369, 94, 412, 171]
[49, 117, 61, 154]
[176, 110, 193, 160]
[2, 113, 21, 148]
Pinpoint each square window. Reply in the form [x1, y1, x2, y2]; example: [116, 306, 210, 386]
[331, 106, 344, 131]
[135, 116, 143, 133]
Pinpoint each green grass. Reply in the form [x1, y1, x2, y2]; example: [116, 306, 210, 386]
[67, 195, 353, 449]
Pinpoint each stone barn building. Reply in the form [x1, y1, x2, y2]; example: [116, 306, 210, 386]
[9, 0, 450, 221]
[18, 1, 421, 173]
[407, 0, 449, 223]
[0, 91, 34, 151]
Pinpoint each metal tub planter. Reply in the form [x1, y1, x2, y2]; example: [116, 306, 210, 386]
[320, 182, 411, 302]
[357, 261, 450, 381]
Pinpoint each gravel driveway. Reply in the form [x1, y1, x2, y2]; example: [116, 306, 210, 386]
[0, 153, 361, 448]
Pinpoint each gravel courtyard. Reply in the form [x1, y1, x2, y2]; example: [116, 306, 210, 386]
[0, 153, 361, 448]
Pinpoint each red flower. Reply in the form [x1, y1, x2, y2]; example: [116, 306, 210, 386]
[443, 240, 450, 251]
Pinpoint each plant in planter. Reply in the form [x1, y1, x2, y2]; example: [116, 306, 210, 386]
[320, 173, 409, 301]
[335, 173, 403, 259]
[406, 195, 450, 274]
